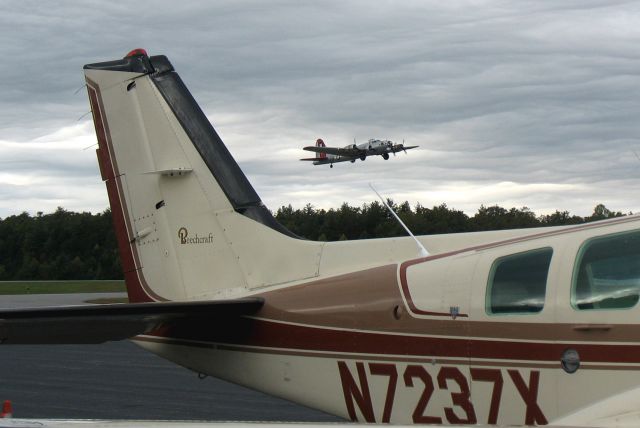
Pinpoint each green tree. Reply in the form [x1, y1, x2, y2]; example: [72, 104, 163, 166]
[587, 204, 623, 222]
[539, 210, 584, 226]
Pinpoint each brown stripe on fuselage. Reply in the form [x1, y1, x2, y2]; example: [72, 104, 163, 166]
[254, 265, 440, 332]
[136, 336, 559, 369]
[251, 262, 640, 344]
[142, 315, 640, 365]
[138, 336, 640, 371]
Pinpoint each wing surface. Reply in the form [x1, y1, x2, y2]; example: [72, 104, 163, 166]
[303, 146, 360, 157]
[0, 298, 263, 344]
[390, 144, 419, 154]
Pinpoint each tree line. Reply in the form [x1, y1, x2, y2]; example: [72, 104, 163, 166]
[0, 208, 120, 281]
[0, 203, 625, 280]
[275, 202, 624, 241]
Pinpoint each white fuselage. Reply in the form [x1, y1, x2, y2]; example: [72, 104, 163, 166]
[135, 216, 640, 425]
[355, 139, 392, 154]
[316, 139, 392, 165]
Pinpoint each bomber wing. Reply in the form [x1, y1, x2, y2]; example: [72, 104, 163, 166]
[303, 145, 362, 157]
[0, 298, 263, 344]
[299, 157, 353, 165]
[389, 144, 419, 154]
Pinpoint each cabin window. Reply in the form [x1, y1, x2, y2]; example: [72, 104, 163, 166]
[572, 230, 640, 310]
[486, 248, 553, 315]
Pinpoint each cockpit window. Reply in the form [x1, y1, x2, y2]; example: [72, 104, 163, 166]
[572, 230, 640, 310]
[486, 248, 553, 315]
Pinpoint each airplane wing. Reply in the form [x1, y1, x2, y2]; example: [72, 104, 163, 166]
[390, 144, 419, 154]
[0, 298, 263, 344]
[302, 146, 361, 157]
[299, 157, 353, 164]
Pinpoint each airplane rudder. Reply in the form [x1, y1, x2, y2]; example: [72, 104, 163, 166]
[316, 138, 327, 159]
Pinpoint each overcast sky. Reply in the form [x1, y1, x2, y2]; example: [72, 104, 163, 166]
[1, 0, 640, 219]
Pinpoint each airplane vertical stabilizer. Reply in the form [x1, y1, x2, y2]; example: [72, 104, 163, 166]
[84, 51, 323, 303]
[315, 139, 327, 159]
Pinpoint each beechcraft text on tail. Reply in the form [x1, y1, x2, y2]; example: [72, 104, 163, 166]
[3, 49, 640, 427]
[300, 138, 418, 167]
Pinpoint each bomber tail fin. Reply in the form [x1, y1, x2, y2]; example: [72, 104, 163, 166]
[315, 138, 327, 159]
[84, 50, 322, 303]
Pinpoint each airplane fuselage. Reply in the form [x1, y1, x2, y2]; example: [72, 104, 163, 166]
[311, 139, 395, 165]
[135, 215, 640, 425]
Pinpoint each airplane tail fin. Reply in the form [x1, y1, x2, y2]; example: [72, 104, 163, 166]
[315, 138, 327, 159]
[84, 50, 322, 303]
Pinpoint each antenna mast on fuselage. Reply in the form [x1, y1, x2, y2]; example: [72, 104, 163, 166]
[369, 183, 429, 258]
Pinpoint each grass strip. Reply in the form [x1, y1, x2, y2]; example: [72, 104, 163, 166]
[0, 280, 126, 295]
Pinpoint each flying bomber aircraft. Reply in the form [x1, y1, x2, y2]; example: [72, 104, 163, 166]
[1, 50, 640, 427]
[300, 138, 418, 167]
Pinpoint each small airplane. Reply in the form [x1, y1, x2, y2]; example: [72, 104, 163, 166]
[2, 49, 640, 427]
[300, 138, 418, 167]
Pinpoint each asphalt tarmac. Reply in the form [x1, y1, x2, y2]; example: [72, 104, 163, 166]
[0, 294, 342, 421]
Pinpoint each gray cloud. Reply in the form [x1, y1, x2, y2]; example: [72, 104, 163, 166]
[1, 0, 640, 218]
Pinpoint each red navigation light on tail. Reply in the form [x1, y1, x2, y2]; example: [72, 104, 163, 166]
[125, 48, 148, 58]
[1, 400, 12, 418]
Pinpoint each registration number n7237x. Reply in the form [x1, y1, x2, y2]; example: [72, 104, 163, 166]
[337, 361, 548, 425]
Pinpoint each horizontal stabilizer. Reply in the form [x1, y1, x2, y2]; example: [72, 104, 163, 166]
[0, 298, 263, 344]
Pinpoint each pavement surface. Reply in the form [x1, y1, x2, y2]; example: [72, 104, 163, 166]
[0, 294, 342, 422]
[0, 293, 127, 308]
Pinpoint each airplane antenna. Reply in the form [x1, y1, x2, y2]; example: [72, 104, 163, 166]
[77, 111, 92, 121]
[369, 183, 429, 257]
[73, 84, 87, 95]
